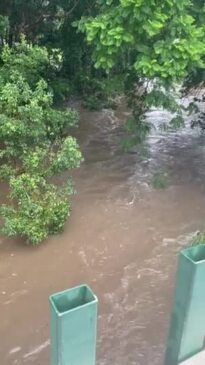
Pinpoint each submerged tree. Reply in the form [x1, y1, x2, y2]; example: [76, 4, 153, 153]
[0, 39, 82, 244]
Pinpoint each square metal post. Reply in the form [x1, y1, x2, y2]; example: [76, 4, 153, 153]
[49, 284, 98, 365]
[165, 245, 205, 365]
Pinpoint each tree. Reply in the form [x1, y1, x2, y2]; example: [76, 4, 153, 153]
[0, 1, 79, 44]
[78, 0, 205, 144]
[79, 0, 204, 81]
[0, 2, 114, 107]
[0, 40, 82, 244]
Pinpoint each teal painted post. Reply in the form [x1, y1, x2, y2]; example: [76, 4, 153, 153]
[165, 245, 205, 365]
[49, 284, 98, 365]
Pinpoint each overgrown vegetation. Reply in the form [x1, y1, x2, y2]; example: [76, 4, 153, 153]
[78, 0, 205, 146]
[0, 1, 204, 244]
[0, 39, 82, 244]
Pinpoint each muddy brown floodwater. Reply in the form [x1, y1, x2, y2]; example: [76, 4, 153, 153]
[1, 100, 205, 365]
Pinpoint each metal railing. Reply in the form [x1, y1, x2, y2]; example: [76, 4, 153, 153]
[49, 245, 205, 365]
[165, 245, 205, 365]
[49, 284, 98, 365]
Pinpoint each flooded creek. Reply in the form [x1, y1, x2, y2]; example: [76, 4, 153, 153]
[1, 101, 205, 365]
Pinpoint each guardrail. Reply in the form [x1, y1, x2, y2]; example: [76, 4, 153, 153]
[48, 245, 205, 365]
[165, 245, 205, 365]
[49, 284, 98, 365]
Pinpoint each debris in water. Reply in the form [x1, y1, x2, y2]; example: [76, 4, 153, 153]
[9, 347, 21, 355]
[23, 339, 50, 359]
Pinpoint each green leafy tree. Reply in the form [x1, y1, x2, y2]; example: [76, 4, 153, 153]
[0, 41, 82, 244]
[0, 36, 67, 104]
[78, 0, 204, 81]
[0, 1, 74, 43]
[182, 0, 205, 129]
[0, 2, 113, 105]
[78, 0, 205, 143]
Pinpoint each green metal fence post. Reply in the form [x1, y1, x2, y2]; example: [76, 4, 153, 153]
[165, 245, 205, 365]
[49, 284, 98, 365]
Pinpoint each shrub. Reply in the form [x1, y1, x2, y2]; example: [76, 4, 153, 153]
[0, 40, 82, 244]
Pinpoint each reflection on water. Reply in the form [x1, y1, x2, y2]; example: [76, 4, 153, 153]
[1, 101, 205, 365]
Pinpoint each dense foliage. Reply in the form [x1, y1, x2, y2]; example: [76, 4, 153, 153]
[79, 1, 204, 79]
[78, 0, 205, 145]
[0, 1, 102, 101]
[0, 39, 82, 244]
